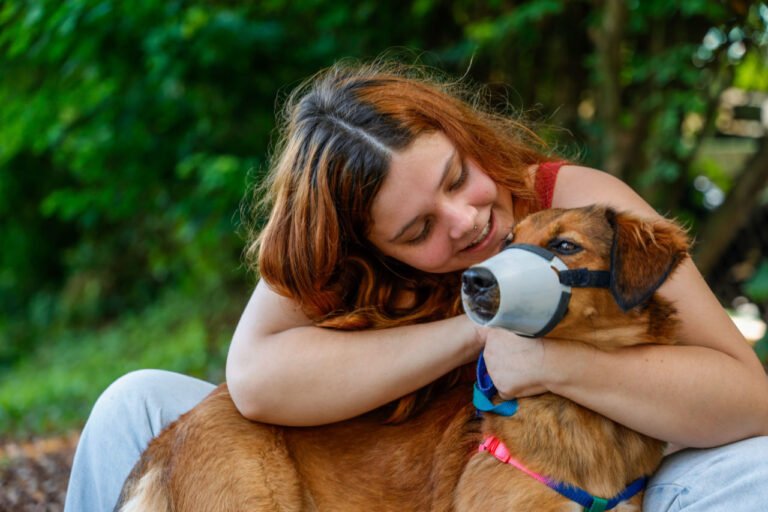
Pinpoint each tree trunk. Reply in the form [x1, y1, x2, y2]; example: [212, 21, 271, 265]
[694, 137, 768, 276]
[590, 0, 626, 177]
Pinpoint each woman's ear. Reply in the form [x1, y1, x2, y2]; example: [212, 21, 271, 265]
[605, 208, 690, 311]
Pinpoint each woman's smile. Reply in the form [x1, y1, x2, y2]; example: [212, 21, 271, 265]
[462, 212, 495, 253]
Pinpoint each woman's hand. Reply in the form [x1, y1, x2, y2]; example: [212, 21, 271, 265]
[481, 327, 550, 399]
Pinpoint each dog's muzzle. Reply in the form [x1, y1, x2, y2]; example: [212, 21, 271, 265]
[461, 244, 572, 337]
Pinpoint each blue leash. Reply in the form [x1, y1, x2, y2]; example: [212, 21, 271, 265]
[473, 351, 519, 416]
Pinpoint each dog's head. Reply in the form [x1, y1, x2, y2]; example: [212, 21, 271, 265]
[462, 205, 690, 349]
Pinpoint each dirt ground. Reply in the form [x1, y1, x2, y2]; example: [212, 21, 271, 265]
[0, 432, 79, 512]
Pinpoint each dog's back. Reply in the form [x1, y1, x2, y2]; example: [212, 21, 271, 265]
[116, 382, 480, 512]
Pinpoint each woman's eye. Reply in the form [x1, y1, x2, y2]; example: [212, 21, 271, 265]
[548, 238, 582, 255]
[448, 163, 468, 191]
[407, 220, 432, 245]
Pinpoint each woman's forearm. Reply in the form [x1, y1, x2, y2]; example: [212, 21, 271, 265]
[226, 315, 481, 426]
[545, 340, 768, 447]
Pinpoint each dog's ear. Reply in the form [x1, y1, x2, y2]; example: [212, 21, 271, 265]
[605, 208, 690, 311]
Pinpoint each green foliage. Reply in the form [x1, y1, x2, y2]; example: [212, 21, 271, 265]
[735, 51, 768, 90]
[465, 0, 566, 44]
[754, 331, 768, 367]
[0, 290, 236, 437]
[0, 0, 454, 367]
[745, 259, 768, 303]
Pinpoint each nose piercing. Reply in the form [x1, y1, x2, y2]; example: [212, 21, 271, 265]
[473, 224, 478, 231]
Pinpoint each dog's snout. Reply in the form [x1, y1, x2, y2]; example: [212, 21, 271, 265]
[462, 267, 500, 322]
[462, 268, 497, 295]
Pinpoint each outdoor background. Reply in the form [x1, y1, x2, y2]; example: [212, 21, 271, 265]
[2, 0, 768, 509]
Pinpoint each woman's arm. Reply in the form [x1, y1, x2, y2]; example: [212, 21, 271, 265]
[225, 280, 482, 426]
[484, 165, 768, 447]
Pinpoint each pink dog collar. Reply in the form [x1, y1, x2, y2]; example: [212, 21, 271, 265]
[479, 435, 551, 486]
[478, 435, 648, 512]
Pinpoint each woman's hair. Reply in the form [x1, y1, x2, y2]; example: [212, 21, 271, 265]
[246, 59, 551, 421]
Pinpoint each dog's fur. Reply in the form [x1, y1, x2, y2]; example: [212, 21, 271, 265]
[116, 205, 689, 512]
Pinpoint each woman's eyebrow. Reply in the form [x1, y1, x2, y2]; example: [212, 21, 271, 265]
[388, 150, 456, 243]
[435, 149, 457, 192]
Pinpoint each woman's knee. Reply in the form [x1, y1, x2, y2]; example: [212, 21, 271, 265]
[645, 436, 768, 511]
[652, 436, 768, 483]
[93, 370, 179, 416]
[87, 369, 215, 438]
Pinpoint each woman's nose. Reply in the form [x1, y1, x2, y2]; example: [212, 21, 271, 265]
[443, 201, 477, 240]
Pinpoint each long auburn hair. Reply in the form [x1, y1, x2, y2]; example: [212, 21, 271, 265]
[246, 59, 551, 422]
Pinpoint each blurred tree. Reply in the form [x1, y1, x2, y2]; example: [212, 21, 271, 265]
[432, 0, 768, 295]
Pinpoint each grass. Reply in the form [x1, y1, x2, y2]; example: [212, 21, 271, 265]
[0, 289, 242, 439]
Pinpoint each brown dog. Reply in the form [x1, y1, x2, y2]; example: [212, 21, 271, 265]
[115, 205, 689, 512]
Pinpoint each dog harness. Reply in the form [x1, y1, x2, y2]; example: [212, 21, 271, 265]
[478, 435, 648, 512]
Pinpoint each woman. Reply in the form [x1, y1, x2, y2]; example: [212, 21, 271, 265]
[65, 60, 768, 511]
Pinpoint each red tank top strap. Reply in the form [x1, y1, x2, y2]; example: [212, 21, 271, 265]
[534, 161, 566, 209]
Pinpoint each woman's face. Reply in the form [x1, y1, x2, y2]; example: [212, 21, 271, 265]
[368, 131, 516, 274]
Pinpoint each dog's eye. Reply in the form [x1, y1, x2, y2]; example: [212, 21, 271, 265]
[548, 238, 582, 255]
